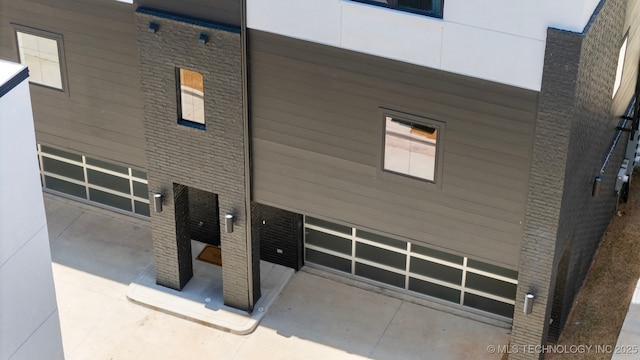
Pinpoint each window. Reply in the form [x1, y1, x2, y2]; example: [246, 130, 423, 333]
[177, 68, 205, 128]
[353, 0, 443, 18]
[612, 33, 628, 98]
[16, 31, 63, 90]
[383, 115, 440, 182]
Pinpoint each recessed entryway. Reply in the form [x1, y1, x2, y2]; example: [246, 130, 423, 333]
[196, 245, 222, 266]
[188, 187, 220, 246]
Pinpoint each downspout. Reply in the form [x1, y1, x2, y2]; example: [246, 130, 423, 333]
[240, 0, 254, 310]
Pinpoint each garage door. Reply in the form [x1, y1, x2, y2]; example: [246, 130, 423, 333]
[304, 216, 517, 318]
[38, 144, 150, 217]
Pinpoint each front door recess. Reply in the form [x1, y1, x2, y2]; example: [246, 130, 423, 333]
[188, 187, 220, 246]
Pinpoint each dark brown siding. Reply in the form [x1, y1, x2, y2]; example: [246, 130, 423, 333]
[134, 0, 240, 27]
[0, 0, 145, 168]
[249, 30, 538, 269]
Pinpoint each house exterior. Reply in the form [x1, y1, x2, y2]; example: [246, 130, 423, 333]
[1, 0, 638, 358]
[0, 60, 64, 360]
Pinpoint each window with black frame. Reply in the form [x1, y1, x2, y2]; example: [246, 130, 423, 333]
[177, 68, 205, 129]
[383, 116, 439, 182]
[354, 0, 443, 18]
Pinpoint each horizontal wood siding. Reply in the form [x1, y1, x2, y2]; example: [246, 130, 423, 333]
[249, 30, 538, 268]
[0, 0, 145, 168]
[135, 0, 240, 27]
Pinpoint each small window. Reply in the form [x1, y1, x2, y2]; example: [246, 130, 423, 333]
[383, 115, 440, 182]
[16, 31, 63, 90]
[612, 34, 628, 98]
[353, 0, 443, 18]
[177, 68, 205, 128]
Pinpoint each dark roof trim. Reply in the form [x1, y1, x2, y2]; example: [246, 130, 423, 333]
[548, 0, 605, 36]
[581, 0, 605, 35]
[135, 7, 240, 34]
[0, 67, 28, 99]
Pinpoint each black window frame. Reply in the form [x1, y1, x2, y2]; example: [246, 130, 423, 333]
[379, 108, 445, 186]
[351, 0, 444, 19]
[176, 67, 206, 130]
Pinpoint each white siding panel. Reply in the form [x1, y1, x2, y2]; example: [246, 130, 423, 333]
[0, 60, 63, 360]
[444, 0, 548, 40]
[246, 0, 601, 91]
[0, 227, 59, 360]
[444, 0, 602, 41]
[340, 1, 443, 69]
[8, 311, 65, 360]
[246, 0, 341, 47]
[441, 23, 546, 91]
[0, 76, 47, 265]
[546, 0, 599, 34]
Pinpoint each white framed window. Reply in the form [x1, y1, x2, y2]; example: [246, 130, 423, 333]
[612, 33, 628, 98]
[177, 68, 205, 129]
[382, 111, 443, 183]
[15, 30, 64, 90]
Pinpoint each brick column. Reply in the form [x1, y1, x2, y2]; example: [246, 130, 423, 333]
[511, 0, 627, 355]
[149, 182, 193, 290]
[510, 29, 581, 360]
[136, 8, 259, 311]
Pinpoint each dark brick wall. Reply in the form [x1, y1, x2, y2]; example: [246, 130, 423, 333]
[252, 202, 303, 270]
[548, 243, 571, 342]
[173, 183, 193, 289]
[188, 187, 220, 246]
[511, 29, 581, 358]
[511, 0, 628, 357]
[557, 0, 628, 332]
[136, 9, 259, 311]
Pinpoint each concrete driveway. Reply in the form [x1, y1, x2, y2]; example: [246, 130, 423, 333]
[45, 193, 508, 360]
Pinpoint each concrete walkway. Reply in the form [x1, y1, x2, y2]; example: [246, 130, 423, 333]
[127, 246, 294, 334]
[612, 279, 640, 360]
[45, 193, 509, 360]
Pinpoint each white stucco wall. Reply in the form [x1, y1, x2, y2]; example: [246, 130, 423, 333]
[0, 60, 64, 360]
[247, 0, 602, 91]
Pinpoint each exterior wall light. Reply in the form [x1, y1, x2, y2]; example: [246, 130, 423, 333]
[153, 193, 163, 213]
[148, 22, 159, 33]
[225, 214, 234, 233]
[592, 176, 602, 197]
[199, 33, 208, 44]
[524, 293, 535, 315]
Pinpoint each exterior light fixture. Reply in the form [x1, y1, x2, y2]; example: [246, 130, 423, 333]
[592, 176, 602, 197]
[524, 293, 535, 315]
[148, 22, 158, 33]
[199, 32, 208, 44]
[225, 214, 234, 233]
[153, 193, 163, 213]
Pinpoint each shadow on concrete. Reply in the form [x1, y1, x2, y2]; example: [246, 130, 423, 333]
[126, 241, 294, 335]
[246, 270, 510, 360]
[45, 193, 153, 286]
